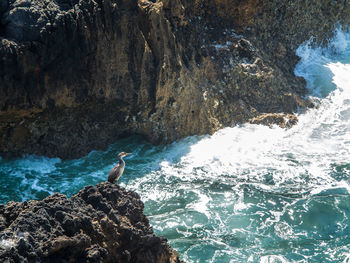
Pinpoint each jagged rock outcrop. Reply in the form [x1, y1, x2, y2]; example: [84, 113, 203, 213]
[0, 182, 183, 263]
[1, 0, 350, 158]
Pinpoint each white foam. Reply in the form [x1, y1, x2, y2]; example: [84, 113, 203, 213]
[260, 255, 288, 263]
[343, 254, 350, 263]
[185, 190, 211, 217]
[295, 28, 350, 97]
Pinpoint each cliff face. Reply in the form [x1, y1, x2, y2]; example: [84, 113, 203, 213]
[1, 0, 350, 158]
[0, 182, 182, 263]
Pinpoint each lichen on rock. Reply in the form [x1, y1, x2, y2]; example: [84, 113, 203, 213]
[0, 182, 183, 263]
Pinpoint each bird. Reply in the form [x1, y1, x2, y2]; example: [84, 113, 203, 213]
[108, 152, 132, 183]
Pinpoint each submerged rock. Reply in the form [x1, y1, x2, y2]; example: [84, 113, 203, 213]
[0, 182, 183, 263]
[1, 0, 350, 158]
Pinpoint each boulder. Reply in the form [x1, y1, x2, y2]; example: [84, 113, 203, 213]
[0, 182, 183, 263]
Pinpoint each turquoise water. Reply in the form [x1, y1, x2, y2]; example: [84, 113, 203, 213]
[2, 29, 350, 262]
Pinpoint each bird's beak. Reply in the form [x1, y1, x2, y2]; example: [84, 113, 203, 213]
[125, 153, 132, 156]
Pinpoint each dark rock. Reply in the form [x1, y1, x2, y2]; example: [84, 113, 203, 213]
[1, 0, 350, 158]
[0, 0, 8, 15]
[0, 182, 183, 263]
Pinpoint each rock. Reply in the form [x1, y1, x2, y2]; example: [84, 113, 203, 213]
[1, 0, 350, 158]
[249, 113, 298, 128]
[0, 0, 8, 15]
[0, 182, 183, 263]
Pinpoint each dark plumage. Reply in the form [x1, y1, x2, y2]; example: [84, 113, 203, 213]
[108, 152, 132, 183]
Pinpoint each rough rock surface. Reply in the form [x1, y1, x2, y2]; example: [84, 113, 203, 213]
[1, 0, 350, 158]
[0, 182, 182, 263]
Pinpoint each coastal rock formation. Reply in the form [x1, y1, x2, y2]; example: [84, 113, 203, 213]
[0, 182, 182, 263]
[1, 0, 350, 158]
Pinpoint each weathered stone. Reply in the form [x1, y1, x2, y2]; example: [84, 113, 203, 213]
[0, 182, 183, 263]
[249, 113, 298, 128]
[1, 0, 350, 158]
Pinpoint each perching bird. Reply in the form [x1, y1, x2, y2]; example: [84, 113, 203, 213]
[108, 152, 132, 183]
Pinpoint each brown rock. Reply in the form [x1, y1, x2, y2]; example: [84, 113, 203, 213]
[249, 113, 298, 128]
[0, 182, 183, 263]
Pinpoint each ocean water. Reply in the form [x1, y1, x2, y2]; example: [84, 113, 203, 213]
[1, 29, 350, 262]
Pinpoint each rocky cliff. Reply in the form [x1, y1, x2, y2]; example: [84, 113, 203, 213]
[0, 182, 183, 263]
[1, 0, 350, 158]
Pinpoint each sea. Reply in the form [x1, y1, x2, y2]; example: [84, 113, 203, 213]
[1, 28, 350, 263]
